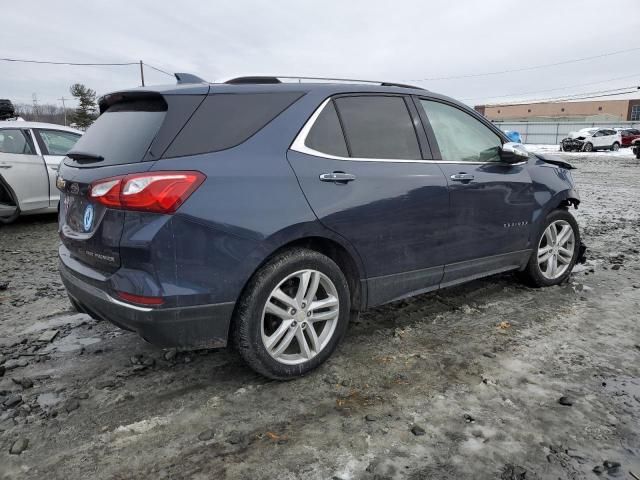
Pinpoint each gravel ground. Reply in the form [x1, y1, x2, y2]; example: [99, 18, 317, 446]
[0, 152, 639, 480]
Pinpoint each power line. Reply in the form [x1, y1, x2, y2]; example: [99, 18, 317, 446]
[486, 86, 640, 107]
[461, 73, 640, 102]
[0, 57, 138, 66]
[143, 62, 174, 77]
[1, 56, 174, 77]
[406, 47, 640, 81]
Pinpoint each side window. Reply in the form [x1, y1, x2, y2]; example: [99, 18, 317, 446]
[37, 130, 81, 156]
[334, 96, 421, 159]
[0, 129, 34, 155]
[420, 100, 501, 162]
[165, 92, 303, 158]
[305, 101, 348, 157]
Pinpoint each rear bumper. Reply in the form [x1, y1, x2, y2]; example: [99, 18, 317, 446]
[59, 259, 234, 349]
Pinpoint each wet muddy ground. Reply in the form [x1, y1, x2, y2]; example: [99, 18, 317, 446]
[1, 152, 639, 479]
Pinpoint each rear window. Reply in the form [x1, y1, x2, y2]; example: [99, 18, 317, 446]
[164, 92, 303, 158]
[334, 96, 421, 160]
[66, 98, 167, 167]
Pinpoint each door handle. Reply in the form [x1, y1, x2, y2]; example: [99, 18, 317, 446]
[0, 164, 12, 169]
[450, 173, 474, 182]
[319, 172, 356, 183]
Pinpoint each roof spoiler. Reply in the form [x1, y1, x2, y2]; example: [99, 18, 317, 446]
[175, 72, 207, 84]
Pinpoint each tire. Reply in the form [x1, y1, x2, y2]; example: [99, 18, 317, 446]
[0, 207, 20, 225]
[518, 209, 581, 288]
[584, 142, 594, 152]
[611, 142, 620, 151]
[233, 248, 351, 380]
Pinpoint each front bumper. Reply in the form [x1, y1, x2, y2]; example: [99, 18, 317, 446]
[561, 138, 585, 151]
[59, 258, 235, 349]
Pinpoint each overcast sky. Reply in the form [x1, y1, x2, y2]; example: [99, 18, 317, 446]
[3, 0, 639, 108]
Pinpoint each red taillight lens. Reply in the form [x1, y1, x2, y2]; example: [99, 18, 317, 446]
[90, 171, 205, 213]
[116, 291, 164, 306]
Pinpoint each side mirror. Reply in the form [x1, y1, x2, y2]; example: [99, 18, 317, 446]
[500, 142, 529, 163]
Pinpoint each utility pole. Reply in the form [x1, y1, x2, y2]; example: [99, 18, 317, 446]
[32, 93, 39, 121]
[139, 60, 145, 87]
[58, 96, 68, 126]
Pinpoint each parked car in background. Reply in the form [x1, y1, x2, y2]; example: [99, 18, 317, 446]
[614, 128, 640, 147]
[0, 121, 82, 224]
[560, 128, 621, 152]
[57, 76, 585, 380]
[503, 130, 522, 143]
[0, 99, 15, 120]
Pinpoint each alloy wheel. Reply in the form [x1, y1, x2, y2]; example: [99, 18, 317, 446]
[537, 220, 576, 280]
[261, 269, 340, 365]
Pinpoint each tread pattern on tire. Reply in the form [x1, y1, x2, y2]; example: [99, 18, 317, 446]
[232, 248, 351, 380]
[518, 209, 581, 288]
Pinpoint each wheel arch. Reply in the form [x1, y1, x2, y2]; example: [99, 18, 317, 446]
[250, 234, 366, 312]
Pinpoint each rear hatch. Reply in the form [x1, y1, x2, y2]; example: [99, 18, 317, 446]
[58, 88, 208, 273]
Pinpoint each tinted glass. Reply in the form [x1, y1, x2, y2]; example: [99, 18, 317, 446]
[420, 100, 501, 162]
[305, 101, 348, 157]
[165, 92, 303, 157]
[37, 130, 81, 156]
[334, 96, 420, 159]
[67, 99, 166, 167]
[0, 129, 34, 155]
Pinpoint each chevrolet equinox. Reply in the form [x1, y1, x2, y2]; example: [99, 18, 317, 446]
[58, 75, 584, 379]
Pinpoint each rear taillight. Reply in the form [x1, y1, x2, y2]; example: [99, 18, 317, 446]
[90, 171, 205, 213]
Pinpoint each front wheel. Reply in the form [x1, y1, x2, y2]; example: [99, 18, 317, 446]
[233, 248, 351, 380]
[518, 209, 581, 287]
[584, 142, 594, 152]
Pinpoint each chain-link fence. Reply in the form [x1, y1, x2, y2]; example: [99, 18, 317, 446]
[493, 121, 640, 144]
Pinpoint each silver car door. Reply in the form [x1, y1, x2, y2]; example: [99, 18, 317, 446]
[0, 128, 49, 212]
[33, 129, 82, 206]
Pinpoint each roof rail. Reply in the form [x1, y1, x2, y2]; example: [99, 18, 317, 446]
[174, 72, 207, 84]
[223, 76, 425, 90]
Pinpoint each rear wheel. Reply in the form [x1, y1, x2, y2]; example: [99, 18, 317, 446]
[611, 142, 620, 151]
[233, 248, 351, 379]
[584, 142, 594, 152]
[518, 209, 580, 287]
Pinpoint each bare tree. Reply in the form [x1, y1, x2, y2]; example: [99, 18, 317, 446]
[13, 103, 72, 125]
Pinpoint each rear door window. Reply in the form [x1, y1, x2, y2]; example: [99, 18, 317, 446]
[333, 96, 421, 159]
[36, 130, 81, 156]
[305, 101, 348, 157]
[164, 92, 304, 157]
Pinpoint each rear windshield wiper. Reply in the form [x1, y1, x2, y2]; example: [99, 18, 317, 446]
[66, 151, 105, 163]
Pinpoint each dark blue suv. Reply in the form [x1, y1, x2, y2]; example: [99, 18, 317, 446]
[58, 76, 584, 379]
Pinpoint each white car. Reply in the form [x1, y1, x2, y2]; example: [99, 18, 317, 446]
[0, 121, 82, 224]
[561, 127, 622, 152]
